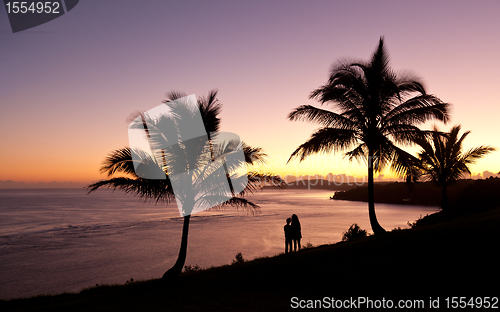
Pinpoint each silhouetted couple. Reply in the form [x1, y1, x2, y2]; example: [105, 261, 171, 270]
[284, 214, 301, 253]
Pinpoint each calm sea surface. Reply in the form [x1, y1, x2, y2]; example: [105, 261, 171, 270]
[0, 188, 438, 300]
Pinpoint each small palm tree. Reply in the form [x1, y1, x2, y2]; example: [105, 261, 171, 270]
[88, 90, 283, 280]
[288, 37, 450, 234]
[413, 125, 496, 211]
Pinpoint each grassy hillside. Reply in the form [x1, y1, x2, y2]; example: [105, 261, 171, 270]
[2, 208, 499, 311]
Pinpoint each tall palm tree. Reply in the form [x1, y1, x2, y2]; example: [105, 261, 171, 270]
[288, 37, 450, 234]
[413, 125, 495, 211]
[88, 90, 283, 280]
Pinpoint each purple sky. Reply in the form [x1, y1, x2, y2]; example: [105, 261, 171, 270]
[1, 0, 499, 183]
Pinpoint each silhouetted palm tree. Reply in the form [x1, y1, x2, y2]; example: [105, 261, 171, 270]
[288, 38, 450, 234]
[88, 90, 283, 280]
[413, 125, 495, 211]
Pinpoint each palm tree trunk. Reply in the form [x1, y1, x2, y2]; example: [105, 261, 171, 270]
[368, 155, 386, 235]
[162, 215, 191, 281]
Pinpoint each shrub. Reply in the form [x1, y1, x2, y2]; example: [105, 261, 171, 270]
[184, 264, 202, 272]
[232, 252, 244, 264]
[303, 242, 314, 249]
[341, 223, 368, 242]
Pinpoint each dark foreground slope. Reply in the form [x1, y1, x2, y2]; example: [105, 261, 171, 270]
[2, 209, 499, 312]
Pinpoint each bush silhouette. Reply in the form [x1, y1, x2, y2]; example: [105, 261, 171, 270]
[184, 264, 202, 272]
[341, 223, 368, 242]
[232, 252, 245, 264]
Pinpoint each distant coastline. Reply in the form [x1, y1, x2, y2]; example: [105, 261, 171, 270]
[332, 178, 500, 213]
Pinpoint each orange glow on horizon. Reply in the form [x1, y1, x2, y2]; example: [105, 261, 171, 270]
[1, 144, 498, 184]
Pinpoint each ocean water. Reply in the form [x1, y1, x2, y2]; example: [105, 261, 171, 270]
[0, 188, 438, 300]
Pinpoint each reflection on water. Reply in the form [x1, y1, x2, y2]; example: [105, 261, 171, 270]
[0, 188, 438, 299]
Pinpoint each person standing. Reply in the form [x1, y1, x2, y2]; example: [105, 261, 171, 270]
[284, 218, 292, 253]
[291, 214, 302, 252]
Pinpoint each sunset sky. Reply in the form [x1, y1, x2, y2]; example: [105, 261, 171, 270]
[1, 0, 499, 184]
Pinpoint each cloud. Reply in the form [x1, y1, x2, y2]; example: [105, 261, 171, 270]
[469, 171, 499, 179]
[482, 171, 499, 179]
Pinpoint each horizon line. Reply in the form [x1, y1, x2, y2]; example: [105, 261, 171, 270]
[1, 171, 499, 189]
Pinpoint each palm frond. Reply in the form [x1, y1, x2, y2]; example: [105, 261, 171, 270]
[246, 171, 286, 188]
[344, 143, 367, 163]
[370, 36, 391, 76]
[462, 145, 496, 165]
[395, 74, 426, 96]
[165, 91, 188, 102]
[288, 104, 356, 129]
[87, 177, 175, 203]
[288, 127, 358, 163]
[384, 95, 451, 126]
[100, 147, 141, 177]
[388, 144, 421, 180]
[198, 89, 221, 133]
[208, 196, 261, 215]
[242, 142, 267, 165]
